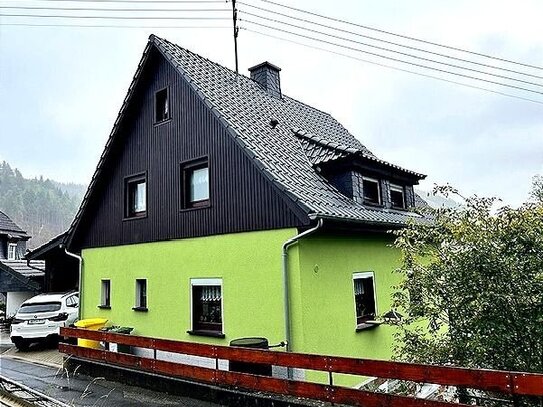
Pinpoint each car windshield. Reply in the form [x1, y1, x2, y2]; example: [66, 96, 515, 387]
[19, 302, 61, 314]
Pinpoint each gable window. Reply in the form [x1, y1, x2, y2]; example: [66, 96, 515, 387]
[133, 279, 148, 311]
[390, 184, 405, 209]
[155, 88, 170, 123]
[362, 177, 381, 205]
[100, 279, 111, 308]
[188, 278, 223, 337]
[181, 158, 210, 209]
[353, 272, 377, 328]
[7, 243, 17, 260]
[125, 174, 147, 218]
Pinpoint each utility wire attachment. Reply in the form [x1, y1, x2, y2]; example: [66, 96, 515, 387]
[232, 0, 239, 73]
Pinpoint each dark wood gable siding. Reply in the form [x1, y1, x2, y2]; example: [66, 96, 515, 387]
[72, 49, 309, 250]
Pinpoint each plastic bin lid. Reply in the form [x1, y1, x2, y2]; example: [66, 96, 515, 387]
[74, 318, 108, 328]
[230, 337, 268, 347]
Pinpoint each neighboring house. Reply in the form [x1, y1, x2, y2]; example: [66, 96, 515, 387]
[66, 35, 426, 385]
[0, 210, 44, 317]
[26, 232, 79, 294]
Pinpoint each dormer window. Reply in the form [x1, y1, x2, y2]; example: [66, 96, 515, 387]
[390, 184, 405, 209]
[362, 177, 381, 205]
[7, 243, 17, 260]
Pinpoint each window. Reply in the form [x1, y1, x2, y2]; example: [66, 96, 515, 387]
[7, 243, 17, 260]
[390, 184, 405, 209]
[125, 174, 147, 218]
[100, 279, 111, 308]
[134, 279, 147, 310]
[362, 177, 381, 205]
[189, 278, 223, 336]
[353, 272, 377, 327]
[66, 295, 79, 308]
[155, 88, 170, 123]
[181, 158, 210, 209]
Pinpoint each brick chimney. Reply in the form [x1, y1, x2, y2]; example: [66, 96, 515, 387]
[248, 61, 281, 99]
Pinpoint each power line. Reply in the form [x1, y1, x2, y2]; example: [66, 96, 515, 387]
[1, 22, 230, 28]
[253, 0, 543, 72]
[239, 11, 543, 88]
[242, 27, 543, 106]
[0, 13, 230, 20]
[237, 1, 543, 80]
[0, 0, 225, 3]
[0, 6, 229, 12]
[241, 19, 543, 97]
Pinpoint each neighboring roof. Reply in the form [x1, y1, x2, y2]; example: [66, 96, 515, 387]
[0, 210, 28, 237]
[0, 261, 41, 292]
[67, 35, 428, 246]
[26, 232, 67, 261]
[1, 260, 45, 278]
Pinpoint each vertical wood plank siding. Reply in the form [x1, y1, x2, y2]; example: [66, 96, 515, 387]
[73, 51, 308, 249]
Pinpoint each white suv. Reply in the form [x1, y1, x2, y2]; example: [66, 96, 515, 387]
[10, 292, 79, 350]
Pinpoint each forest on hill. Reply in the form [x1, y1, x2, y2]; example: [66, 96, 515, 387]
[0, 161, 86, 249]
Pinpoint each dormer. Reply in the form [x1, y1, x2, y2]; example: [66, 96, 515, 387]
[294, 130, 425, 210]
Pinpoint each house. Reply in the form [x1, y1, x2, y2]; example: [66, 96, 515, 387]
[0, 210, 44, 317]
[66, 35, 425, 386]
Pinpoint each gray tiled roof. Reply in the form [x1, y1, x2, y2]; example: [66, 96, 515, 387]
[0, 210, 27, 236]
[153, 36, 425, 226]
[1, 260, 45, 278]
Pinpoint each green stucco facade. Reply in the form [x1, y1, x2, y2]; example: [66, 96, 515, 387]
[81, 228, 402, 386]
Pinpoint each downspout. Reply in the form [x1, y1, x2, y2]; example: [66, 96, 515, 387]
[61, 245, 83, 320]
[282, 218, 323, 356]
[25, 257, 46, 292]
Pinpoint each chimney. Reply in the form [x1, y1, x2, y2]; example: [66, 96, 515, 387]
[248, 61, 282, 98]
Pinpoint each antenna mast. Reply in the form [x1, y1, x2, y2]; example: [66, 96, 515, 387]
[232, 0, 239, 73]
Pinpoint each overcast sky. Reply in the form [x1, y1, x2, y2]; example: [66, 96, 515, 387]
[1, 0, 542, 207]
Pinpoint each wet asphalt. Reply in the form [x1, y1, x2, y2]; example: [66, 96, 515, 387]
[0, 356, 226, 407]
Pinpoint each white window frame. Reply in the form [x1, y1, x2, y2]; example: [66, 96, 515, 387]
[352, 272, 378, 327]
[101, 279, 111, 307]
[7, 243, 17, 260]
[390, 184, 405, 209]
[189, 278, 223, 333]
[362, 177, 381, 205]
[135, 278, 147, 309]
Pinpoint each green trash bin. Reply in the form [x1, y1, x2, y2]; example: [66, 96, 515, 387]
[101, 326, 133, 353]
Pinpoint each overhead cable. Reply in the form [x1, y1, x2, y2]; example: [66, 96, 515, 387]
[239, 11, 543, 88]
[241, 19, 543, 96]
[0, 6, 229, 13]
[242, 27, 543, 106]
[253, 0, 543, 71]
[237, 1, 543, 80]
[0, 13, 230, 20]
[1, 22, 230, 28]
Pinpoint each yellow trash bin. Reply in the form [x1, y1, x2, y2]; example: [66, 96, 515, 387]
[74, 318, 108, 348]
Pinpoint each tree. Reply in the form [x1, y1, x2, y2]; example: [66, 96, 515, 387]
[392, 185, 543, 405]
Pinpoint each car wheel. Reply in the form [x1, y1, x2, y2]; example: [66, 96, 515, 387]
[14, 339, 29, 351]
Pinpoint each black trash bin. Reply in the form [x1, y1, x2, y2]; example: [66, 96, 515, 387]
[229, 337, 272, 376]
[101, 326, 133, 354]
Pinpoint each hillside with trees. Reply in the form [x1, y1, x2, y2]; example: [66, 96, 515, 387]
[0, 161, 86, 249]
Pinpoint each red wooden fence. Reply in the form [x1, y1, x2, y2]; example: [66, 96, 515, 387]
[59, 327, 543, 407]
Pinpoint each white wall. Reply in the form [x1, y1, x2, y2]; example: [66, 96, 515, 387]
[6, 292, 35, 317]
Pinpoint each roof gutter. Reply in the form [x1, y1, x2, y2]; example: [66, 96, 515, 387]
[282, 218, 323, 373]
[61, 246, 83, 320]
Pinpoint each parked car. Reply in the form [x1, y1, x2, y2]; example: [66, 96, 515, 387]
[10, 292, 79, 350]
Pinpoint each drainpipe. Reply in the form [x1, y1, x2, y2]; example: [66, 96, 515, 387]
[282, 218, 323, 359]
[61, 245, 83, 320]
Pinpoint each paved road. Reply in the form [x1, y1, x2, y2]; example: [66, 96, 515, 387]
[0, 357, 225, 407]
